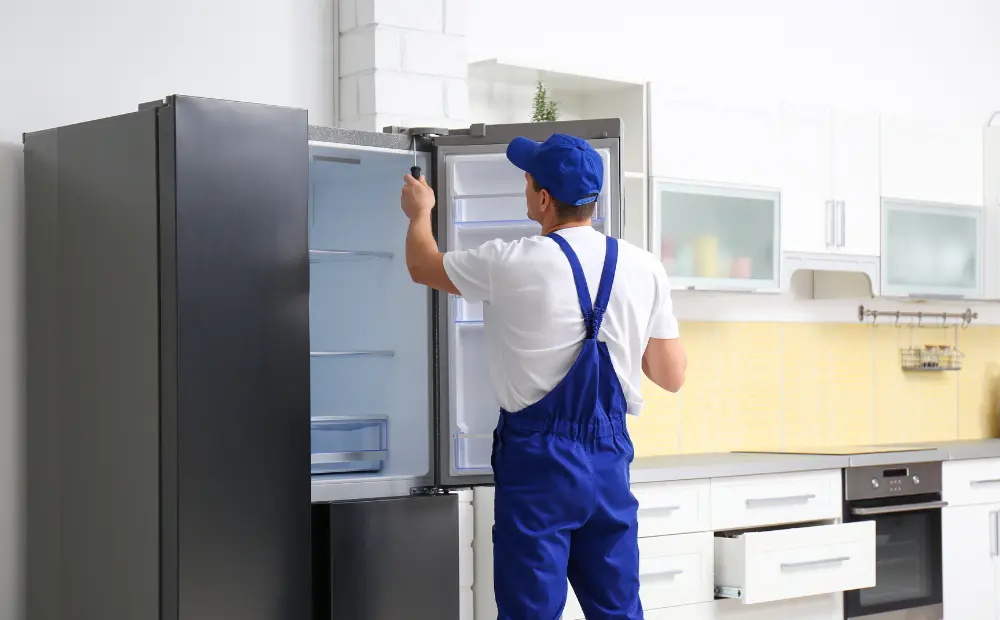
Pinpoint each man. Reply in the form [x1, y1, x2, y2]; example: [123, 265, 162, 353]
[400, 133, 686, 619]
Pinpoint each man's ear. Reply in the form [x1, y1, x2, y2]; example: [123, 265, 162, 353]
[539, 188, 553, 212]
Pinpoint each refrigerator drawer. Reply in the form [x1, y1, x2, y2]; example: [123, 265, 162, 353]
[310, 416, 387, 475]
[313, 494, 461, 620]
[714, 521, 876, 605]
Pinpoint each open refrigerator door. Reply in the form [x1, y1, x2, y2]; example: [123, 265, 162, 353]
[431, 120, 624, 487]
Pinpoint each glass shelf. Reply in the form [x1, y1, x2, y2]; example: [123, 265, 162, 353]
[310, 415, 388, 474]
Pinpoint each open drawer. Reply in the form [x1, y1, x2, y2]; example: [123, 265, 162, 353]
[563, 532, 714, 618]
[714, 521, 875, 605]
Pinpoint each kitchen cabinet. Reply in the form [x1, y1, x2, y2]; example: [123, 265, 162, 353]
[650, 180, 781, 291]
[942, 503, 1000, 620]
[648, 87, 782, 188]
[881, 114, 984, 208]
[780, 105, 880, 257]
[881, 198, 983, 298]
[983, 116, 1000, 299]
[942, 458, 1000, 619]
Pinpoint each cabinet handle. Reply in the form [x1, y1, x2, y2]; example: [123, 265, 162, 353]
[837, 201, 846, 247]
[781, 556, 850, 571]
[991, 511, 999, 557]
[971, 479, 1000, 486]
[745, 494, 815, 507]
[825, 200, 835, 246]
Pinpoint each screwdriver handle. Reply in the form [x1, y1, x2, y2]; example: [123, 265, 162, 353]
[410, 165, 422, 180]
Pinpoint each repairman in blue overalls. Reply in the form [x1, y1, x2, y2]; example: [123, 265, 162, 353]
[402, 133, 688, 619]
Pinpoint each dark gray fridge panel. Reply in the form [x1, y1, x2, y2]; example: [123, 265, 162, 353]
[25, 109, 162, 620]
[162, 95, 311, 620]
[315, 494, 461, 620]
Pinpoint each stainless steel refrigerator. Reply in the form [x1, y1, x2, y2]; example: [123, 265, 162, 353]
[24, 94, 624, 620]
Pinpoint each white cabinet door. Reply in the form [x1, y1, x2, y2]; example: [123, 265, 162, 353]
[648, 87, 781, 188]
[832, 110, 881, 256]
[651, 180, 781, 291]
[942, 504, 999, 620]
[881, 199, 983, 298]
[880, 114, 984, 208]
[779, 104, 833, 254]
[778, 106, 880, 257]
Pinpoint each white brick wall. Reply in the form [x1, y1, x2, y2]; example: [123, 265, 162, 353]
[338, 0, 468, 131]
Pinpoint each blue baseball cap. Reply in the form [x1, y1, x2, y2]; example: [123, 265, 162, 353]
[506, 133, 603, 207]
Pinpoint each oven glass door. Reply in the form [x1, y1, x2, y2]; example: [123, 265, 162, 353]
[845, 493, 943, 617]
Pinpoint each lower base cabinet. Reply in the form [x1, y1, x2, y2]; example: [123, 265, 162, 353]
[471, 486, 848, 620]
[942, 503, 1000, 619]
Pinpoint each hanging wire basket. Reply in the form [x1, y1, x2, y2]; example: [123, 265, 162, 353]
[900, 345, 964, 371]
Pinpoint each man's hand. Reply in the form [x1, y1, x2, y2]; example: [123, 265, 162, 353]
[401, 174, 436, 220]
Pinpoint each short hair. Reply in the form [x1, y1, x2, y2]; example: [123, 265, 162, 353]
[531, 177, 596, 222]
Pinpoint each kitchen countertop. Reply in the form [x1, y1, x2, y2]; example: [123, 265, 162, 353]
[884, 439, 1000, 461]
[629, 452, 850, 483]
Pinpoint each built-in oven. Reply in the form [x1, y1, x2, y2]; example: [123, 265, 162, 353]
[843, 461, 946, 620]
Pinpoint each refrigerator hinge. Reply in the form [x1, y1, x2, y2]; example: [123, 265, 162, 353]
[382, 126, 450, 140]
[410, 486, 452, 497]
[138, 98, 169, 111]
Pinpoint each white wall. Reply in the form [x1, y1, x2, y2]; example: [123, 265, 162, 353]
[0, 1, 335, 617]
[468, 0, 1000, 120]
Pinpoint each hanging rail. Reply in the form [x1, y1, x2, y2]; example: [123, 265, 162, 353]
[857, 304, 978, 327]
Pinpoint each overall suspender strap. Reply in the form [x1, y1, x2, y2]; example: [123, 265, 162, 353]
[592, 236, 618, 336]
[547, 232, 619, 339]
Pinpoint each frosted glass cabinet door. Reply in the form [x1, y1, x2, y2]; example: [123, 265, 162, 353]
[881, 199, 983, 298]
[652, 180, 781, 291]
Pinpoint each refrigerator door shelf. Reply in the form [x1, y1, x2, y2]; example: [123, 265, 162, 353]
[311, 415, 388, 475]
[450, 323, 499, 473]
[454, 432, 493, 473]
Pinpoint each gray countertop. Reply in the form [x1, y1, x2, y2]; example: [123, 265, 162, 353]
[628, 439, 1000, 484]
[884, 439, 1000, 461]
[630, 452, 849, 483]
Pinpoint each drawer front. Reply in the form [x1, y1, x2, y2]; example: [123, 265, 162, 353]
[710, 470, 842, 530]
[645, 602, 714, 620]
[633, 479, 711, 537]
[717, 521, 876, 605]
[944, 458, 1000, 506]
[564, 532, 714, 618]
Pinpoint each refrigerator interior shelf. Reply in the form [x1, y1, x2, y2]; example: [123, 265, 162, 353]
[311, 451, 388, 464]
[309, 248, 393, 261]
[310, 350, 395, 357]
[452, 192, 525, 201]
[454, 217, 605, 229]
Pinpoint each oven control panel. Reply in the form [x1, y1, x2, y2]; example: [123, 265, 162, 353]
[845, 461, 942, 501]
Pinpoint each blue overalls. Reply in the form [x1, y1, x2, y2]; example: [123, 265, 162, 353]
[491, 232, 642, 620]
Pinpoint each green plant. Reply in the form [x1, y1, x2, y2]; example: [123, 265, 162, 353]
[531, 80, 559, 122]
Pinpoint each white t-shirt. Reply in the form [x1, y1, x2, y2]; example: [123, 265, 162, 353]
[443, 226, 679, 417]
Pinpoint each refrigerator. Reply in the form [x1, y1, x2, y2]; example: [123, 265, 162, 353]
[24, 94, 624, 620]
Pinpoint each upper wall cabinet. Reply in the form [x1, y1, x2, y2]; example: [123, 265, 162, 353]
[648, 85, 781, 188]
[985, 115, 1000, 300]
[880, 114, 984, 208]
[651, 180, 780, 291]
[648, 85, 781, 291]
[881, 199, 983, 299]
[779, 105, 881, 257]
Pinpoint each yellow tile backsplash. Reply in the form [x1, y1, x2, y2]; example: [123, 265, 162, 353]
[628, 322, 1000, 457]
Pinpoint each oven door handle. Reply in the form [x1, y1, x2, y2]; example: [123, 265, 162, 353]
[850, 500, 948, 516]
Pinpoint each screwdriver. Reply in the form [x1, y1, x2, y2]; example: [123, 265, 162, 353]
[411, 138, 421, 180]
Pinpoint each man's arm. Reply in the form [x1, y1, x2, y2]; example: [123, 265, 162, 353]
[642, 338, 687, 393]
[401, 174, 460, 295]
